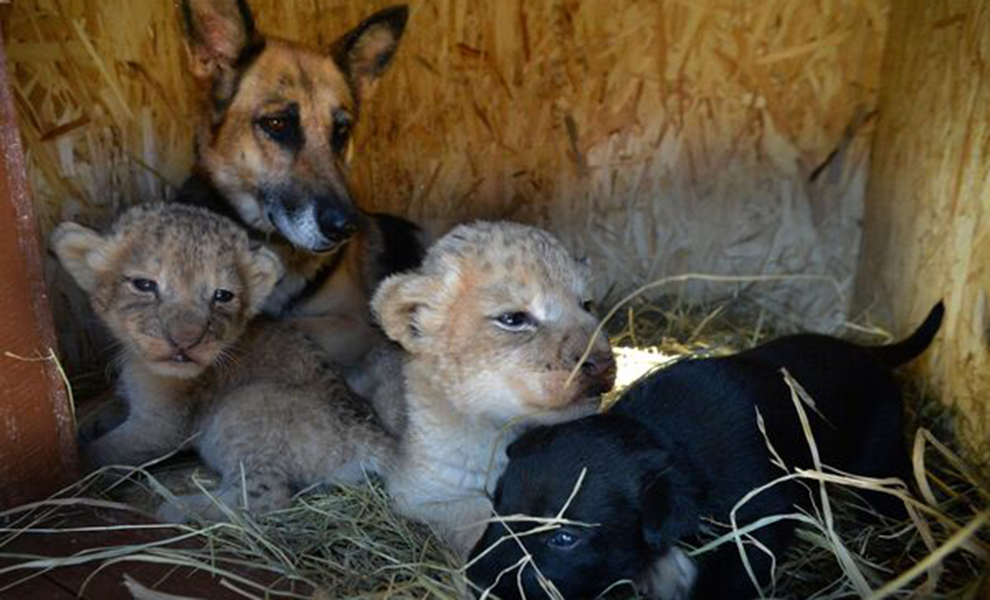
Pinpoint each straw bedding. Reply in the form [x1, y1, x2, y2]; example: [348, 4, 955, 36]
[1, 297, 986, 599]
[1, 2, 984, 596]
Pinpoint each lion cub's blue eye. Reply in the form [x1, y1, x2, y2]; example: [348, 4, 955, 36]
[131, 278, 157, 293]
[213, 289, 235, 304]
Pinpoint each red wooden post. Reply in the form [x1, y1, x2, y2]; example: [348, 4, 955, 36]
[0, 29, 77, 508]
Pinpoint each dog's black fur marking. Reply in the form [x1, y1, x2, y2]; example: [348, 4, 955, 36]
[372, 211, 426, 278]
[173, 172, 251, 230]
[468, 302, 944, 600]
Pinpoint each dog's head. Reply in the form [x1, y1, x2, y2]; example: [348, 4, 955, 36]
[52, 204, 282, 379]
[372, 221, 616, 425]
[466, 415, 701, 599]
[181, 0, 408, 252]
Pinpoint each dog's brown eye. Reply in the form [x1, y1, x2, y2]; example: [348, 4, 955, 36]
[256, 105, 302, 149]
[581, 300, 595, 313]
[213, 289, 235, 304]
[262, 116, 287, 132]
[131, 278, 157, 294]
[493, 311, 535, 331]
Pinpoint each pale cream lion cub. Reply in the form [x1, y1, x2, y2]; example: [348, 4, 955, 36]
[53, 203, 393, 522]
[369, 221, 616, 557]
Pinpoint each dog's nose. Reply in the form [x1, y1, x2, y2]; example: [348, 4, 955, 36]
[317, 203, 358, 242]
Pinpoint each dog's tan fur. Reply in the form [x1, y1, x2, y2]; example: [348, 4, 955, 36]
[366, 222, 616, 556]
[53, 203, 394, 522]
[179, 0, 422, 368]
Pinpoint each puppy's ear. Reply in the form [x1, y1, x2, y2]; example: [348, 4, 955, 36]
[331, 5, 408, 102]
[639, 454, 702, 553]
[52, 223, 111, 293]
[181, 0, 258, 81]
[371, 271, 435, 353]
[245, 245, 283, 315]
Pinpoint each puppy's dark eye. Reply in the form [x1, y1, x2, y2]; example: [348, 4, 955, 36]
[493, 311, 535, 331]
[331, 110, 353, 153]
[213, 289, 235, 304]
[131, 278, 157, 294]
[581, 300, 595, 313]
[547, 529, 580, 550]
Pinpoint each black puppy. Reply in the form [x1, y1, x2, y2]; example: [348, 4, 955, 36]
[467, 303, 944, 599]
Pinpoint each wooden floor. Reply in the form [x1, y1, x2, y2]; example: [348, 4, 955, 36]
[0, 505, 310, 599]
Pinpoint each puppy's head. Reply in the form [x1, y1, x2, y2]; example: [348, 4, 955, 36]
[52, 203, 282, 379]
[466, 416, 700, 599]
[372, 221, 616, 424]
[181, 0, 408, 252]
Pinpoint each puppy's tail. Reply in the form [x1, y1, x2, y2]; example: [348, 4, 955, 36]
[872, 301, 944, 368]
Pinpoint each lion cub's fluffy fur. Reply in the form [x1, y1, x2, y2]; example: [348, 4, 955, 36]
[53, 203, 393, 522]
[364, 221, 616, 556]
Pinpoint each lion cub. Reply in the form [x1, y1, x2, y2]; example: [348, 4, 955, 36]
[53, 203, 393, 522]
[367, 221, 616, 557]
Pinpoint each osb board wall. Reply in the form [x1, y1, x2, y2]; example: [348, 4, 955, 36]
[1, 0, 889, 381]
[0, 34, 76, 506]
[855, 0, 989, 454]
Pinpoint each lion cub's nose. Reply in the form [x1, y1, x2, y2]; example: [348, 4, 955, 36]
[581, 350, 616, 378]
[580, 350, 615, 378]
[578, 348, 617, 395]
[165, 319, 208, 351]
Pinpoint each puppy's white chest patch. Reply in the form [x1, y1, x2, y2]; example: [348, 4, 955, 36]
[638, 547, 698, 600]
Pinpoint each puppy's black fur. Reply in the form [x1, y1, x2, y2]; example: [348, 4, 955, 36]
[467, 302, 944, 600]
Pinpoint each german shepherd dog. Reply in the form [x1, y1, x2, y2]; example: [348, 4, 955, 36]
[176, 0, 424, 366]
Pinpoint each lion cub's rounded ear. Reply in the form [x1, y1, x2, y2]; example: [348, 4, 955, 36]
[245, 246, 283, 315]
[371, 272, 434, 354]
[52, 222, 110, 293]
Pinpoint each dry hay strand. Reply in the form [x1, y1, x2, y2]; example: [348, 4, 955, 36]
[1, 465, 461, 599]
[1, 297, 988, 599]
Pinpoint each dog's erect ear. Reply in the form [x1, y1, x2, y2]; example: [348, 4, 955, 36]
[639, 454, 702, 553]
[371, 271, 436, 353]
[181, 0, 258, 80]
[331, 5, 408, 102]
[245, 245, 283, 315]
[52, 223, 111, 294]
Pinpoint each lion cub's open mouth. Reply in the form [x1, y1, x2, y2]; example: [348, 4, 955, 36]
[169, 351, 194, 364]
[149, 349, 211, 375]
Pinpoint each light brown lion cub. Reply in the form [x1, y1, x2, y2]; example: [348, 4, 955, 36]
[367, 222, 616, 557]
[53, 203, 393, 522]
